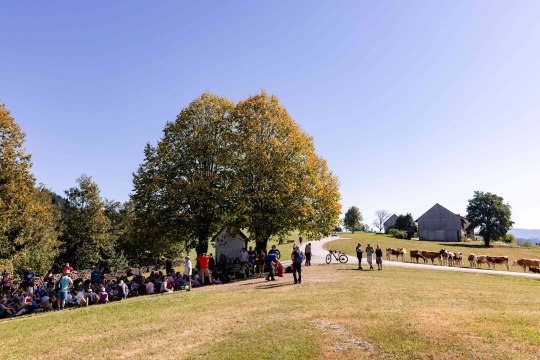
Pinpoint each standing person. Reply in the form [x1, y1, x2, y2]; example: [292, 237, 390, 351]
[165, 259, 173, 276]
[118, 280, 128, 299]
[356, 243, 364, 270]
[366, 244, 374, 271]
[183, 256, 192, 291]
[208, 254, 216, 272]
[23, 268, 35, 294]
[299, 235, 303, 245]
[55, 270, 73, 310]
[91, 267, 101, 285]
[248, 246, 256, 275]
[375, 244, 383, 270]
[291, 246, 305, 284]
[265, 251, 280, 281]
[239, 248, 249, 277]
[257, 250, 266, 275]
[305, 243, 312, 266]
[63, 263, 73, 273]
[269, 244, 281, 259]
[195, 253, 212, 285]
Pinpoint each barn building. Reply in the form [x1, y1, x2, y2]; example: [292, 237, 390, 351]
[383, 214, 398, 233]
[214, 226, 250, 262]
[415, 203, 473, 242]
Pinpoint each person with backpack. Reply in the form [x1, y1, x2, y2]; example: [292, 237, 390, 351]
[291, 246, 305, 284]
[55, 270, 73, 310]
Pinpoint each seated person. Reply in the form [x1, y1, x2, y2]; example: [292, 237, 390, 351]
[0, 298, 14, 318]
[75, 288, 88, 307]
[98, 287, 109, 304]
[86, 289, 98, 305]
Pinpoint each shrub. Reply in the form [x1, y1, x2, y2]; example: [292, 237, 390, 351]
[501, 234, 516, 244]
[522, 240, 532, 247]
[389, 228, 407, 239]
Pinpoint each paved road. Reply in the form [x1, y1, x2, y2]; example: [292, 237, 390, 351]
[298, 236, 540, 279]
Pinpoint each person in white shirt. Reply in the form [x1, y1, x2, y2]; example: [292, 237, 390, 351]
[118, 280, 128, 299]
[184, 256, 192, 291]
[76, 288, 88, 306]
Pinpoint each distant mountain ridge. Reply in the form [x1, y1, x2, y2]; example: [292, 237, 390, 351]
[509, 228, 540, 240]
[509, 228, 540, 242]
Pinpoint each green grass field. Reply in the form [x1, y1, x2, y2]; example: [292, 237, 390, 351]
[1, 263, 539, 359]
[325, 232, 540, 272]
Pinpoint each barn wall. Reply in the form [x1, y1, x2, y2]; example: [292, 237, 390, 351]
[417, 204, 461, 242]
[384, 215, 398, 233]
[215, 229, 245, 262]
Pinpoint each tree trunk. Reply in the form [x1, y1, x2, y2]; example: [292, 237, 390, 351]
[196, 230, 209, 255]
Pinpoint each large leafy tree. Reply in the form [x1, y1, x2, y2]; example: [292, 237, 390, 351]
[59, 175, 113, 269]
[233, 91, 340, 251]
[343, 206, 363, 233]
[131, 93, 237, 255]
[466, 191, 513, 247]
[0, 104, 60, 274]
[394, 213, 417, 231]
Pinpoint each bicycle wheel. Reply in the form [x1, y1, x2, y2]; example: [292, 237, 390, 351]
[325, 254, 332, 264]
[339, 254, 349, 264]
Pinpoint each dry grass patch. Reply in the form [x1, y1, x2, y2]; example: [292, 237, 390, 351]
[1, 265, 539, 359]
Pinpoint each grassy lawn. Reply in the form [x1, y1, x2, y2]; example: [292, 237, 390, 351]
[1, 264, 540, 359]
[326, 232, 540, 272]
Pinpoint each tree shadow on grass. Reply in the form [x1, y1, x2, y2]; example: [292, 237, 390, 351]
[255, 282, 292, 290]
[441, 243, 489, 249]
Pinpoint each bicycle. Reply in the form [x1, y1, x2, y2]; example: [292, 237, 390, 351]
[326, 250, 348, 264]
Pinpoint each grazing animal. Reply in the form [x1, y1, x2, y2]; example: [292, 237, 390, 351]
[453, 252, 463, 267]
[418, 250, 440, 264]
[474, 255, 489, 269]
[438, 249, 451, 266]
[386, 248, 406, 262]
[529, 266, 540, 274]
[445, 251, 455, 266]
[513, 258, 540, 272]
[410, 249, 422, 263]
[468, 253, 477, 268]
[486, 256, 509, 271]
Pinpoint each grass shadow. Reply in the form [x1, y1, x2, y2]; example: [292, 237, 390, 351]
[255, 282, 292, 290]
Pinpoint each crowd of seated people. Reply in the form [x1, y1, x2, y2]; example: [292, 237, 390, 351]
[0, 246, 283, 320]
[0, 263, 199, 319]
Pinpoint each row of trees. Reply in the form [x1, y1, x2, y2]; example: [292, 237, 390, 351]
[1, 92, 342, 274]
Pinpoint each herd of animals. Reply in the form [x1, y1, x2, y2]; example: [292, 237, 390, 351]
[385, 248, 540, 273]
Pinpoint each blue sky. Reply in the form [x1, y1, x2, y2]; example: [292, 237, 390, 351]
[1, 1, 540, 228]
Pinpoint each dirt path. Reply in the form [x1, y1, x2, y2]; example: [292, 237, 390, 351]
[299, 236, 540, 279]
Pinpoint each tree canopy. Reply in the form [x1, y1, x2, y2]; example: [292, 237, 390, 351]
[59, 175, 113, 269]
[233, 91, 341, 251]
[131, 93, 236, 255]
[466, 191, 513, 247]
[343, 206, 363, 233]
[0, 104, 60, 274]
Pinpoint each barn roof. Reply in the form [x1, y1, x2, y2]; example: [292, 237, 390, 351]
[212, 226, 250, 243]
[383, 214, 398, 226]
[415, 203, 458, 222]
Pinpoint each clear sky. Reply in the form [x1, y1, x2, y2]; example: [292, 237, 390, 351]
[1, 1, 540, 228]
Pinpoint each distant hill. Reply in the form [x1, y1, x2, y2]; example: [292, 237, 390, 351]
[509, 228, 540, 245]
